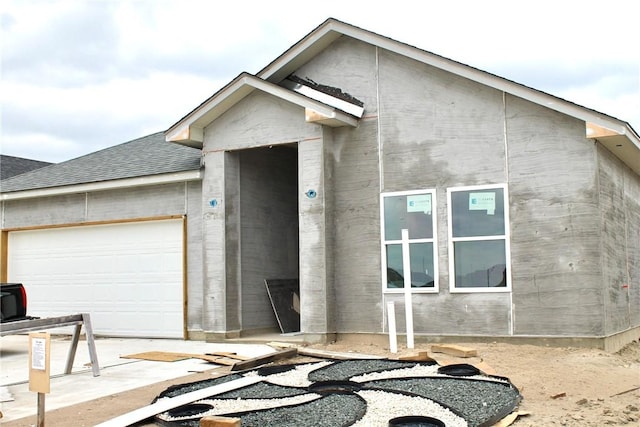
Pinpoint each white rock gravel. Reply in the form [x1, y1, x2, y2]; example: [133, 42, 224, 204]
[352, 389, 468, 427]
[155, 359, 517, 426]
[244, 361, 332, 386]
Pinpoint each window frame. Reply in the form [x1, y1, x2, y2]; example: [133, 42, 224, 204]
[380, 189, 439, 294]
[447, 183, 511, 293]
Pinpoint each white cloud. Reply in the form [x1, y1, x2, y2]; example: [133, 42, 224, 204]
[1, 0, 638, 162]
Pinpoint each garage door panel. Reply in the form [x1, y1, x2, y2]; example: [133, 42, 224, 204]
[8, 219, 184, 338]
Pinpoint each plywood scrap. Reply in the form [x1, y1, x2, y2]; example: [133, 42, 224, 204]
[206, 352, 252, 361]
[430, 344, 477, 358]
[121, 351, 239, 366]
[393, 351, 435, 362]
[231, 348, 298, 371]
[197, 356, 238, 366]
[121, 351, 194, 362]
[474, 360, 498, 376]
[200, 416, 241, 427]
[296, 347, 385, 360]
[267, 341, 300, 349]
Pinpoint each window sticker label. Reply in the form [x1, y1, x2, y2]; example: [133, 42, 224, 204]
[407, 194, 432, 214]
[469, 192, 495, 215]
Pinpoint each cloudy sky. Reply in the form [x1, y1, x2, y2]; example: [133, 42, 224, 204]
[1, 0, 638, 163]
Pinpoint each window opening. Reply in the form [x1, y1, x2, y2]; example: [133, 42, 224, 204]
[447, 184, 511, 292]
[380, 189, 438, 293]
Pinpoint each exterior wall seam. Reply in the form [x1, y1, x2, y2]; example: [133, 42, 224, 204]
[375, 45, 385, 331]
[503, 91, 514, 336]
[595, 139, 607, 333]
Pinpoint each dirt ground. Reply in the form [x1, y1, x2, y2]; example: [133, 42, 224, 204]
[3, 338, 639, 426]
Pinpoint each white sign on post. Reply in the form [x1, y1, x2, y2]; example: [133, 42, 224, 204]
[29, 332, 51, 394]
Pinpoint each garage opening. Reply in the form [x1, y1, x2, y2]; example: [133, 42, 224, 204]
[6, 218, 185, 338]
[238, 145, 299, 334]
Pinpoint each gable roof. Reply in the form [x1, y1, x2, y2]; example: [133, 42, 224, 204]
[168, 18, 640, 175]
[0, 155, 52, 180]
[1, 132, 201, 200]
[166, 72, 360, 145]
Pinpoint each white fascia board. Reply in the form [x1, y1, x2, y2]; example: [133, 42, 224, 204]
[348, 26, 632, 134]
[262, 20, 636, 143]
[166, 74, 358, 146]
[246, 76, 358, 126]
[281, 79, 364, 117]
[1, 170, 202, 201]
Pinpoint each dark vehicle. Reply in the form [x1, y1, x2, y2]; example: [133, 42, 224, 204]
[1, 283, 30, 322]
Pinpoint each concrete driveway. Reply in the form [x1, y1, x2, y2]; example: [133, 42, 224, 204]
[0, 334, 276, 423]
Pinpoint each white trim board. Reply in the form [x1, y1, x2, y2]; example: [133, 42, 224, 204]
[94, 375, 262, 427]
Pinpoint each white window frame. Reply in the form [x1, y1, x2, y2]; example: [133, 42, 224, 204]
[447, 183, 511, 293]
[380, 189, 438, 294]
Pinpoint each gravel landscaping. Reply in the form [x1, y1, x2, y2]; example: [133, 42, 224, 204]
[153, 358, 521, 427]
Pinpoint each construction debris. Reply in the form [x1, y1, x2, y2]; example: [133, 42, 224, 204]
[493, 410, 531, 426]
[230, 347, 298, 371]
[200, 416, 241, 427]
[121, 351, 246, 366]
[392, 351, 435, 362]
[268, 342, 384, 360]
[610, 386, 640, 397]
[430, 344, 478, 358]
[267, 341, 299, 348]
[297, 347, 384, 360]
[94, 376, 262, 427]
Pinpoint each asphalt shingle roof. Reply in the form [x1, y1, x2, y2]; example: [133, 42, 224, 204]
[0, 132, 201, 193]
[0, 155, 52, 180]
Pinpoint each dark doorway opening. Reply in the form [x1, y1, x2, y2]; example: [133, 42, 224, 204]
[238, 145, 299, 333]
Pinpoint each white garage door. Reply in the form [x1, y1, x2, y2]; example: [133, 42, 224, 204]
[7, 219, 184, 338]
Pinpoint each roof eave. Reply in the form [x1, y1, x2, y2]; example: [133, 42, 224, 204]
[165, 73, 358, 148]
[258, 18, 640, 174]
[586, 122, 640, 175]
[1, 170, 202, 201]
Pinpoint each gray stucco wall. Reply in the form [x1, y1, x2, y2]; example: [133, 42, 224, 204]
[185, 180, 205, 333]
[192, 34, 637, 341]
[296, 37, 513, 336]
[2, 193, 88, 226]
[1, 182, 205, 335]
[289, 35, 635, 339]
[507, 97, 602, 336]
[2, 183, 196, 228]
[598, 144, 640, 334]
[378, 49, 511, 336]
[329, 120, 382, 333]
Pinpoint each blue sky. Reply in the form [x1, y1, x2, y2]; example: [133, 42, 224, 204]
[1, 0, 638, 163]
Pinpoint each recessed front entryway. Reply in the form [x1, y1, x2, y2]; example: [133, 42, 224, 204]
[237, 145, 299, 333]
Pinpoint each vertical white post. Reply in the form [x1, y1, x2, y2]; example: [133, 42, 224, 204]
[387, 301, 398, 353]
[401, 229, 414, 348]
